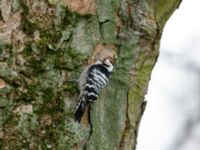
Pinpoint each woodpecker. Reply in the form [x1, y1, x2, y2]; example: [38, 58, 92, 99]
[74, 58, 114, 123]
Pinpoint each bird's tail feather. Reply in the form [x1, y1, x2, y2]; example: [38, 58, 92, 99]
[74, 99, 87, 123]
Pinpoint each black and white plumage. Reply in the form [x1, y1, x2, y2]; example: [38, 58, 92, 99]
[74, 58, 114, 123]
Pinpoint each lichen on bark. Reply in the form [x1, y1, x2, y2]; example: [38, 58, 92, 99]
[0, 0, 181, 149]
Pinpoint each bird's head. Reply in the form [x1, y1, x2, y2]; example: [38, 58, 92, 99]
[102, 57, 114, 72]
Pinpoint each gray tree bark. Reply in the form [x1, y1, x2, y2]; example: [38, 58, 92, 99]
[0, 0, 181, 149]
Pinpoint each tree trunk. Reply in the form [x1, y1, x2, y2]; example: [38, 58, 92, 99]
[0, 0, 181, 149]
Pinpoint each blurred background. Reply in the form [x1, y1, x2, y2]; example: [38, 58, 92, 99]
[136, 0, 200, 150]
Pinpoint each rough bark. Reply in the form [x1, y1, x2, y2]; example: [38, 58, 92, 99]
[0, 0, 181, 149]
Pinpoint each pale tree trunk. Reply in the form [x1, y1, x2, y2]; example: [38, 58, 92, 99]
[0, 0, 181, 149]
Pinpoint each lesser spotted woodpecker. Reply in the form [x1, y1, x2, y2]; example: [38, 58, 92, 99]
[74, 58, 114, 123]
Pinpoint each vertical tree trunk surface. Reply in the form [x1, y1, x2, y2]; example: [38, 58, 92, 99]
[0, 0, 181, 149]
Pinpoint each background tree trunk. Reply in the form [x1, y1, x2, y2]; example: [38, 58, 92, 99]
[0, 0, 181, 149]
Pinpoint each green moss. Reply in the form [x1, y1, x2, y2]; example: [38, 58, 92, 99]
[0, 97, 14, 129]
[42, 88, 54, 101]
[17, 113, 38, 137]
[71, 18, 100, 57]
[2, 111, 39, 149]
[12, 0, 20, 12]
[55, 5, 81, 30]
[57, 121, 90, 150]
[20, 1, 37, 35]
[0, 66, 15, 82]
[0, 42, 12, 60]
[96, 0, 119, 45]
[53, 46, 86, 70]
[20, 0, 29, 15]
[101, 21, 118, 44]
[55, 4, 94, 29]
[20, 1, 54, 36]
[21, 17, 38, 35]
[96, 0, 120, 22]
[24, 85, 40, 102]
[155, 0, 181, 27]
[0, 86, 12, 96]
